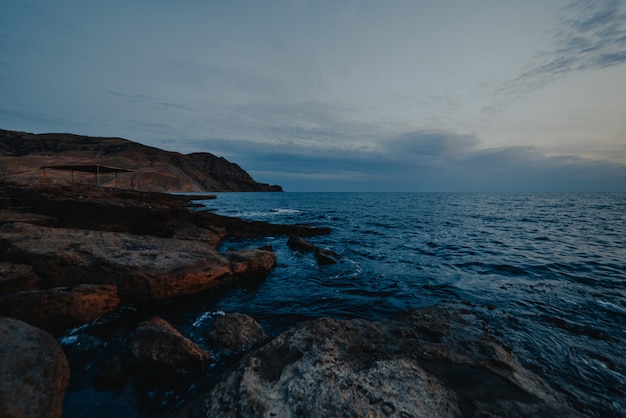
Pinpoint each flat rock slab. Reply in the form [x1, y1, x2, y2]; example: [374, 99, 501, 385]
[0, 222, 274, 302]
[0, 316, 70, 418]
[0, 262, 42, 295]
[178, 306, 581, 418]
[0, 284, 121, 333]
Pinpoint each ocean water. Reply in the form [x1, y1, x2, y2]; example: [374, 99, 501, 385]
[60, 192, 626, 417]
[195, 192, 626, 417]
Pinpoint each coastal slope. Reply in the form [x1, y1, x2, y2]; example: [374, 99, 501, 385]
[0, 128, 282, 192]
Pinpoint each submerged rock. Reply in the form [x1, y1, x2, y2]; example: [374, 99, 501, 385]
[129, 316, 210, 379]
[288, 235, 341, 265]
[0, 316, 70, 418]
[209, 313, 269, 352]
[178, 306, 580, 418]
[0, 284, 120, 333]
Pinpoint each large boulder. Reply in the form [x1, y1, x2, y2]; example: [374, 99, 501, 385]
[0, 284, 120, 333]
[129, 316, 210, 378]
[0, 222, 274, 302]
[0, 316, 70, 418]
[208, 313, 269, 352]
[178, 307, 580, 418]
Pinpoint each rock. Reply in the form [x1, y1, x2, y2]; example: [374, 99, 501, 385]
[0, 222, 273, 302]
[209, 313, 269, 352]
[92, 356, 128, 391]
[287, 235, 340, 265]
[225, 249, 276, 282]
[129, 316, 210, 378]
[315, 248, 340, 265]
[0, 262, 42, 295]
[0, 316, 70, 418]
[287, 235, 317, 252]
[0, 284, 121, 333]
[178, 306, 580, 418]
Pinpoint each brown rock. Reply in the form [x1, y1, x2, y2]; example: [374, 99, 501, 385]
[0, 284, 121, 333]
[0, 316, 70, 418]
[0, 222, 236, 301]
[0, 262, 42, 295]
[178, 307, 581, 418]
[225, 249, 276, 282]
[209, 313, 269, 352]
[129, 316, 210, 378]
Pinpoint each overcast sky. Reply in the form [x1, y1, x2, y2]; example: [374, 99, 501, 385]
[1, 0, 625, 191]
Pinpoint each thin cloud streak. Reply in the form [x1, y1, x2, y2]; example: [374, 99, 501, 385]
[488, 0, 626, 112]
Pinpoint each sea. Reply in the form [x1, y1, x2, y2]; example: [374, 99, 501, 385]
[63, 192, 626, 417]
[199, 192, 626, 417]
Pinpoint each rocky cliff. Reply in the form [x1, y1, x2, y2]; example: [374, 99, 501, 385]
[0, 129, 282, 192]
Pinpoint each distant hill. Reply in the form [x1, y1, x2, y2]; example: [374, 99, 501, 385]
[0, 129, 282, 192]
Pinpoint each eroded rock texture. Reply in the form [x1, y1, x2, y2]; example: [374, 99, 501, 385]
[178, 307, 580, 418]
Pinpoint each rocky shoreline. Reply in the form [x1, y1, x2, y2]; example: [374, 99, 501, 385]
[0, 182, 581, 417]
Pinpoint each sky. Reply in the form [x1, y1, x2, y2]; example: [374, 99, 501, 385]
[1, 0, 625, 192]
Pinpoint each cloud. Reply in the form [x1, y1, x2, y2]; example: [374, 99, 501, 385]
[183, 130, 626, 192]
[488, 0, 626, 111]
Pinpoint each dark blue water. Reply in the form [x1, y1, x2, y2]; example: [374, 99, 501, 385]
[195, 192, 626, 417]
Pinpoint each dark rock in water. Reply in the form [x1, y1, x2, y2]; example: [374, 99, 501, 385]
[225, 249, 276, 283]
[288, 235, 340, 265]
[195, 211, 332, 238]
[208, 313, 269, 352]
[129, 316, 210, 379]
[92, 356, 128, 391]
[287, 235, 317, 252]
[0, 316, 70, 418]
[177, 306, 581, 418]
[315, 248, 340, 265]
[0, 284, 121, 333]
[0, 261, 42, 295]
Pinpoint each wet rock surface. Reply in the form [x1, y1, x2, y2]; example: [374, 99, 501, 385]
[0, 316, 70, 418]
[209, 312, 270, 352]
[179, 307, 581, 418]
[129, 316, 210, 379]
